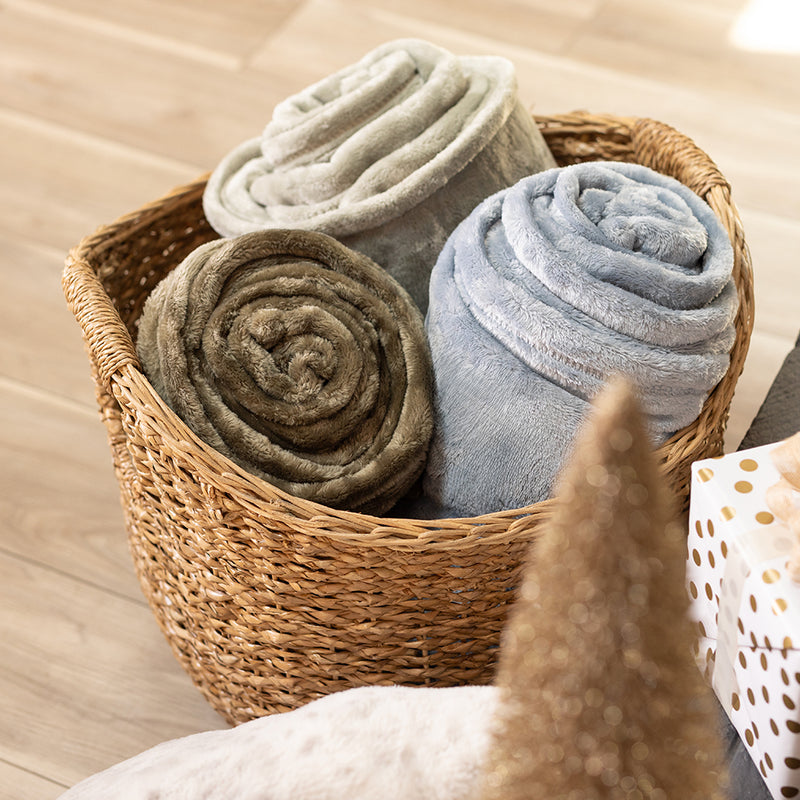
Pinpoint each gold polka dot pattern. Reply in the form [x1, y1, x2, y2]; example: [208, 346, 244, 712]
[687, 443, 800, 798]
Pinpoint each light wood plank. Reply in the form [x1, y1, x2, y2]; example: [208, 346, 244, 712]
[684, 0, 754, 9]
[0, 6, 299, 168]
[564, 0, 800, 115]
[342, 0, 603, 55]
[0, 761, 65, 800]
[0, 109, 198, 251]
[0, 552, 226, 790]
[0, 381, 139, 599]
[4, 0, 302, 65]
[249, 0, 800, 225]
[0, 235, 98, 406]
[249, 0, 403, 84]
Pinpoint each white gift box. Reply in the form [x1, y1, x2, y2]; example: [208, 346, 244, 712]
[687, 443, 800, 799]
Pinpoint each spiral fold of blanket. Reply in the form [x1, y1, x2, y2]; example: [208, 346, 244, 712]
[202, 38, 556, 312]
[136, 229, 434, 515]
[420, 161, 739, 518]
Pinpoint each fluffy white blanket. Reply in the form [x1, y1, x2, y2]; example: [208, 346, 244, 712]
[59, 685, 498, 800]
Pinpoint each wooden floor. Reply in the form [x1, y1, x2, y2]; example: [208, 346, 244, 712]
[1, 0, 798, 795]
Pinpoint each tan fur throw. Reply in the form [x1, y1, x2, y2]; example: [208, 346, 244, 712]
[479, 377, 728, 800]
[136, 229, 434, 515]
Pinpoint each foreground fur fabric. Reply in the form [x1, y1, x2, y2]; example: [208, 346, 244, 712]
[59, 685, 498, 800]
[202, 38, 557, 313]
[419, 161, 739, 518]
[136, 229, 434, 515]
[57, 381, 726, 800]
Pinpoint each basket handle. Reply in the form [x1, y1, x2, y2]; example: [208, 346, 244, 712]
[631, 118, 731, 199]
[62, 250, 141, 389]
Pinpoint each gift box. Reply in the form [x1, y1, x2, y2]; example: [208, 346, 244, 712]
[687, 443, 800, 799]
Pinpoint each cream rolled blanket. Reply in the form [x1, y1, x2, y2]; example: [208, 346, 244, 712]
[136, 229, 434, 515]
[202, 38, 557, 313]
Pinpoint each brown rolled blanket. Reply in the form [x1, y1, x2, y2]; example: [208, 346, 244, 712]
[136, 229, 434, 515]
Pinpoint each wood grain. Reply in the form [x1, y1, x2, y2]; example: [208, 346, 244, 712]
[0, 5, 296, 167]
[344, 0, 603, 54]
[3, 0, 302, 64]
[0, 552, 225, 789]
[566, 0, 800, 116]
[0, 761, 65, 800]
[0, 109, 198, 250]
[0, 235, 99, 405]
[0, 381, 138, 596]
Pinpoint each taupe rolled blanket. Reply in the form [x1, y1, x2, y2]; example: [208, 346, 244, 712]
[136, 230, 434, 515]
[202, 38, 557, 313]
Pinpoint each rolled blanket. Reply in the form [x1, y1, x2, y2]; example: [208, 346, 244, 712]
[202, 38, 557, 314]
[420, 161, 739, 518]
[136, 229, 434, 515]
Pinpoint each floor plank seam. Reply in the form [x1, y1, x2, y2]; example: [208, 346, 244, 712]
[554, 0, 609, 58]
[0, 229, 75, 261]
[0, 756, 69, 790]
[0, 375, 98, 420]
[240, 0, 312, 70]
[0, 546, 148, 610]
[1, 0, 241, 70]
[360, 4, 800, 129]
[0, 105, 204, 177]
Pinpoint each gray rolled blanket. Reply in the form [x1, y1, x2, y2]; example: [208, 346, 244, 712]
[202, 38, 556, 314]
[136, 229, 434, 515]
[419, 161, 739, 518]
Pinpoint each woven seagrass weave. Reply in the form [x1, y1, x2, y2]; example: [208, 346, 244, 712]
[62, 112, 754, 725]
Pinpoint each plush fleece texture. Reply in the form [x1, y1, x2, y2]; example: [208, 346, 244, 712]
[135, 229, 434, 515]
[202, 38, 557, 313]
[418, 161, 738, 518]
[57, 685, 498, 800]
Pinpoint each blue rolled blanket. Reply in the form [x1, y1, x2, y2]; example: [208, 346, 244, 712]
[419, 161, 739, 518]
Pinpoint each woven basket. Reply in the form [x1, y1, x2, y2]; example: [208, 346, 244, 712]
[63, 112, 754, 725]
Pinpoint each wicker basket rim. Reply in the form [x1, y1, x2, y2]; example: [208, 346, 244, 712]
[62, 111, 754, 545]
